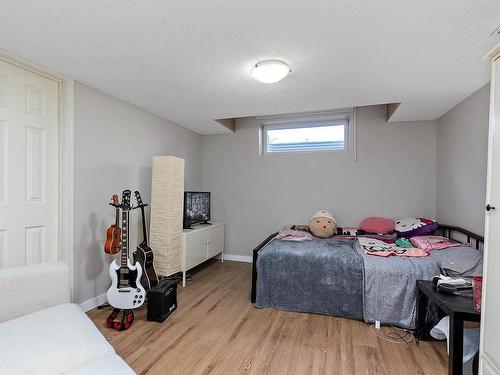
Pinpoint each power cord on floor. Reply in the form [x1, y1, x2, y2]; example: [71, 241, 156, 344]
[159, 272, 192, 284]
[369, 324, 415, 344]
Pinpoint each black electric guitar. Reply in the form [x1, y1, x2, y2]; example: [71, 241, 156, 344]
[133, 191, 158, 290]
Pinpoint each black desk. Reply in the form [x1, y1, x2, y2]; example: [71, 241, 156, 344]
[416, 280, 480, 375]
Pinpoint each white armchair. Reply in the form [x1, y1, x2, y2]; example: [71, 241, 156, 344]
[0, 261, 70, 323]
[0, 262, 135, 375]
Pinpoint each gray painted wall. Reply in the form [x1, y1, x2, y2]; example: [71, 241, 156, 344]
[72, 82, 490, 304]
[201, 105, 438, 257]
[436, 84, 490, 235]
[74, 82, 201, 304]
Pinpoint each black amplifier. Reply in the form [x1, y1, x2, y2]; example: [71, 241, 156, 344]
[147, 278, 177, 322]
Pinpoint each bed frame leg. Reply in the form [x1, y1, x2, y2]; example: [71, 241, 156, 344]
[251, 248, 258, 303]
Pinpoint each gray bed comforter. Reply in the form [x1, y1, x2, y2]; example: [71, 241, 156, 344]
[255, 237, 364, 319]
[358, 244, 439, 329]
[359, 244, 483, 329]
[256, 237, 483, 330]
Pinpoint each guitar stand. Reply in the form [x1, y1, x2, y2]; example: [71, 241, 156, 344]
[106, 308, 135, 331]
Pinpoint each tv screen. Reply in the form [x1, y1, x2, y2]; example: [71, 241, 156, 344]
[183, 192, 211, 228]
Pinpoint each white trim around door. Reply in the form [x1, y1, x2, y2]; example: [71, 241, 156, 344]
[0, 50, 75, 300]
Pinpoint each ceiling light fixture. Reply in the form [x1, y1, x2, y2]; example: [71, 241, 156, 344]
[251, 60, 291, 84]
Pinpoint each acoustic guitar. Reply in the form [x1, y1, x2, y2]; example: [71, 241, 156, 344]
[106, 190, 146, 309]
[104, 195, 121, 254]
[133, 191, 159, 290]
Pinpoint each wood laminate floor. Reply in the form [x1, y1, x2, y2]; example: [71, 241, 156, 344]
[88, 260, 448, 375]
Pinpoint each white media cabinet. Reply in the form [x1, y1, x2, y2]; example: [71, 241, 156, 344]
[181, 223, 224, 286]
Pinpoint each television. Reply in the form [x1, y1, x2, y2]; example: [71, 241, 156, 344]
[183, 192, 211, 229]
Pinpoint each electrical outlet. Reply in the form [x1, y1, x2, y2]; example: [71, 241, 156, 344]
[375, 320, 381, 329]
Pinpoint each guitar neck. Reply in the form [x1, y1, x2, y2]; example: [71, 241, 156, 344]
[121, 210, 129, 269]
[139, 205, 148, 246]
[115, 206, 120, 227]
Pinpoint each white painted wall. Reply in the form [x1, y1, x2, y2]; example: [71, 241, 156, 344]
[74, 82, 201, 305]
[436, 84, 490, 235]
[201, 105, 438, 256]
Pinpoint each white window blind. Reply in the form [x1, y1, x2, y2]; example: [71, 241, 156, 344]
[262, 118, 349, 154]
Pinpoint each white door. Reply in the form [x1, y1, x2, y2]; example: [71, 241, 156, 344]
[0, 59, 59, 268]
[481, 54, 500, 374]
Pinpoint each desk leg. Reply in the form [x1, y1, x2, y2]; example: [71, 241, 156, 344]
[416, 287, 427, 342]
[448, 313, 463, 375]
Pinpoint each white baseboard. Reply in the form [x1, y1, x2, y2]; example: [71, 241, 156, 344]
[80, 293, 107, 312]
[221, 254, 252, 263]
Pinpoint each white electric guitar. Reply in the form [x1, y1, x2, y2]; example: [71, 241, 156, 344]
[106, 190, 146, 309]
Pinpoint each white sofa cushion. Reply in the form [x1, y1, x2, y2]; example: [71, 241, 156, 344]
[65, 353, 135, 375]
[0, 262, 70, 323]
[0, 303, 115, 374]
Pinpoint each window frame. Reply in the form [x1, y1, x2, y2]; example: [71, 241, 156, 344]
[260, 115, 350, 155]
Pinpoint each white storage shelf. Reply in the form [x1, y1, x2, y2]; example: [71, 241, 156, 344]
[181, 223, 224, 286]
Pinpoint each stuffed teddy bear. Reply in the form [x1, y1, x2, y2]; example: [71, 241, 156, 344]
[309, 210, 336, 238]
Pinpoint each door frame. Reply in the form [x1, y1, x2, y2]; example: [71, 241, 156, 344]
[481, 43, 500, 373]
[0, 50, 75, 300]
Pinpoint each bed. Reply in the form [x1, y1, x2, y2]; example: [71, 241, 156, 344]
[250, 225, 483, 330]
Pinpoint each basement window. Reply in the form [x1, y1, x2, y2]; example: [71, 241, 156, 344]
[261, 117, 349, 154]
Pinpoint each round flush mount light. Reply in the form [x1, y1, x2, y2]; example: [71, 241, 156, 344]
[251, 60, 291, 84]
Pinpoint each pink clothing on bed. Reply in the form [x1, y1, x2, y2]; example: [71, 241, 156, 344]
[392, 246, 429, 257]
[363, 246, 429, 258]
[277, 226, 313, 241]
[410, 235, 463, 250]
